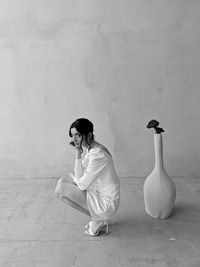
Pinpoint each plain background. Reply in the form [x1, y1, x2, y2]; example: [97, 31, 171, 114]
[0, 0, 200, 178]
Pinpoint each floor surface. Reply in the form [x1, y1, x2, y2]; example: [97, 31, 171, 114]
[0, 176, 200, 267]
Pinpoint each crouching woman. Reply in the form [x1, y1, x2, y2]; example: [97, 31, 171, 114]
[55, 118, 120, 236]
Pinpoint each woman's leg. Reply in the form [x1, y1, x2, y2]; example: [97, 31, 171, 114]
[60, 197, 90, 216]
[55, 177, 90, 217]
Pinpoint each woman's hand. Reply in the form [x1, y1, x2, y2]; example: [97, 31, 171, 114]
[75, 147, 83, 159]
[69, 140, 83, 159]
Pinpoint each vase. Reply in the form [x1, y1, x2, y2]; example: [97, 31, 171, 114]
[143, 133, 176, 219]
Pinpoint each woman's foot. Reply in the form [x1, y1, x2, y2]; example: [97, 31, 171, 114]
[85, 221, 92, 229]
[85, 220, 109, 236]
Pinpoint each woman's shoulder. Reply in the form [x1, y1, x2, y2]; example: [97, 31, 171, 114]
[89, 144, 112, 158]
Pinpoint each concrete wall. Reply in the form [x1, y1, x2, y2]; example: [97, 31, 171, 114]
[0, 0, 200, 178]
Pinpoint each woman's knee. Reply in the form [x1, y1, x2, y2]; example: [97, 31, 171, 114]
[55, 178, 76, 200]
[55, 178, 64, 198]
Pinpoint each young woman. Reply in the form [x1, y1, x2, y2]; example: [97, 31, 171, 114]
[55, 118, 120, 236]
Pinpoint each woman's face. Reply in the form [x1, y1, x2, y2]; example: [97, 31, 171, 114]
[70, 128, 86, 148]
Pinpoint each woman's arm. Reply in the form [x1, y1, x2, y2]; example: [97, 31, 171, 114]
[74, 157, 83, 178]
[68, 141, 84, 180]
[73, 152, 107, 191]
[74, 150, 89, 178]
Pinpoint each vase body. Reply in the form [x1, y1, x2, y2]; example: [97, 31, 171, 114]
[143, 134, 176, 219]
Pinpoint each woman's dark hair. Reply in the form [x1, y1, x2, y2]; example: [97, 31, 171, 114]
[69, 118, 94, 146]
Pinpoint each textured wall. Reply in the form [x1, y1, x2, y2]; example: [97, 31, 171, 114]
[0, 0, 200, 178]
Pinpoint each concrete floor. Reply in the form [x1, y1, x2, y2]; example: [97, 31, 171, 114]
[0, 177, 200, 267]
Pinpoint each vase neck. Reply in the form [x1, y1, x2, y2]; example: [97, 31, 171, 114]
[154, 134, 164, 170]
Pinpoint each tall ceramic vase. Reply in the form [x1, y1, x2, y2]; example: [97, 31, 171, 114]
[143, 133, 176, 219]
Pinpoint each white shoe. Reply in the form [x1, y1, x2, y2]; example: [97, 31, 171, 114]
[85, 221, 93, 229]
[85, 220, 109, 236]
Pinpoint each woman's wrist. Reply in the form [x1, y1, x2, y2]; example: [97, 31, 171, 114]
[76, 150, 82, 159]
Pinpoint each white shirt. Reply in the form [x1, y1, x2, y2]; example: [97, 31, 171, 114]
[72, 146, 120, 220]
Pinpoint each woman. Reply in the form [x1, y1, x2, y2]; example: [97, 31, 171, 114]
[55, 118, 120, 236]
